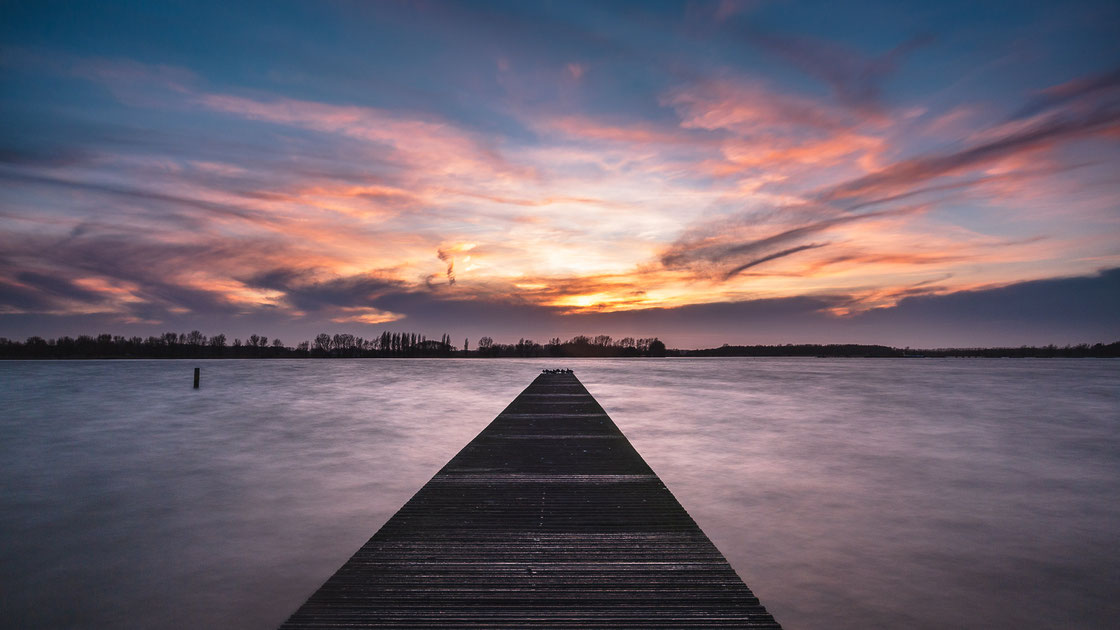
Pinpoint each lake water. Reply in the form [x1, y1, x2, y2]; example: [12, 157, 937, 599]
[1, 358, 1117, 629]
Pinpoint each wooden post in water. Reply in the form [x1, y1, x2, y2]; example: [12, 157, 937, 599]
[281, 370, 781, 628]
[193, 367, 200, 389]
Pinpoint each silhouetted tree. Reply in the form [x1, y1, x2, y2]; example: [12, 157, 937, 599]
[477, 336, 495, 357]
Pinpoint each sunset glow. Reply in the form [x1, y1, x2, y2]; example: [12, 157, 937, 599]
[2, 1, 1118, 346]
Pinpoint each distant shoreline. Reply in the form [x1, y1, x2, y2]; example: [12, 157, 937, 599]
[3, 355, 1119, 361]
[2, 333, 1117, 360]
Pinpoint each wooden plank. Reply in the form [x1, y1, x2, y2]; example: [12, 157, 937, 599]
[281, 371, 782, 628]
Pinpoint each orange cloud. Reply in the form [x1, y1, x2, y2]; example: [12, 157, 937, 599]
[331, 307, 405, 324]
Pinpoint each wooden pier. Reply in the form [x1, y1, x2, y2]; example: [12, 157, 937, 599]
[281, 371, 781, 628]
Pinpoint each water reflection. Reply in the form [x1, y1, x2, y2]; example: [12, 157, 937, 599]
[1, 358, 1117, 628]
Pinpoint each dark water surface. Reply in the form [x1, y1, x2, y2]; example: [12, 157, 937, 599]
[1, 358, 1117, 629]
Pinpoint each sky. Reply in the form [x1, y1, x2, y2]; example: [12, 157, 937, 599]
[1, 0, 1118, 348]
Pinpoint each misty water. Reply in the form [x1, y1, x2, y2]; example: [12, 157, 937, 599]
[1, 358, 1117, 629]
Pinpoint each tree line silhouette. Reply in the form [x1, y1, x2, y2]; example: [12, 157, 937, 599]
[473, 335, 667, 358]
[677, 341, 1120, 358]
[0, 332, 1115, 359]
[0, 331, 667, 359]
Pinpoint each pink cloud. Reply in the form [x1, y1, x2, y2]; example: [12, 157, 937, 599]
[542, 114, 710, 146]
[195, 93, 526, 180]
[664, 79, 858, 134]
[824, 107, 1120, 204]
[658, 78, 890, 180]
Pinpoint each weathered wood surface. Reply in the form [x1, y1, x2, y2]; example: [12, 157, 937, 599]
[281, 371, 781, 628]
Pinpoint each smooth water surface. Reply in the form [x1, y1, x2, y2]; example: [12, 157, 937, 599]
[1, 358, 1117, 629]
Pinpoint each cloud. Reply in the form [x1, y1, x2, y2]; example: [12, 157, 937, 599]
[721, 243, 829, 280]
[0, 145, 94, 169]
[436, 248, 456, 285]
[713, 0, 765, 22]
[665, 78, 857, 134]
[0, 170, 276, 228]
[1011, 66, 1120, 120]
[538, 114, 717, 151]
[660, 76, 887, 179]
[521, 268, 1120, 346]
[653, 64, 1120, 295]
[0, 227, 313, 322]
[741, 29, 934, 115]
[851, 267, 1120, 344]
[0, 277, 62, 312]
[244, 268, 403, 312]
[14, 271, 103, 304]
[193, 93, 528, 182]
[0, 47, 199, 95]
[659, 203, 922, 278]
[824, 101, 1120, 205]
[2, 269, 1114, 348]
[330, 307, 404, 325]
